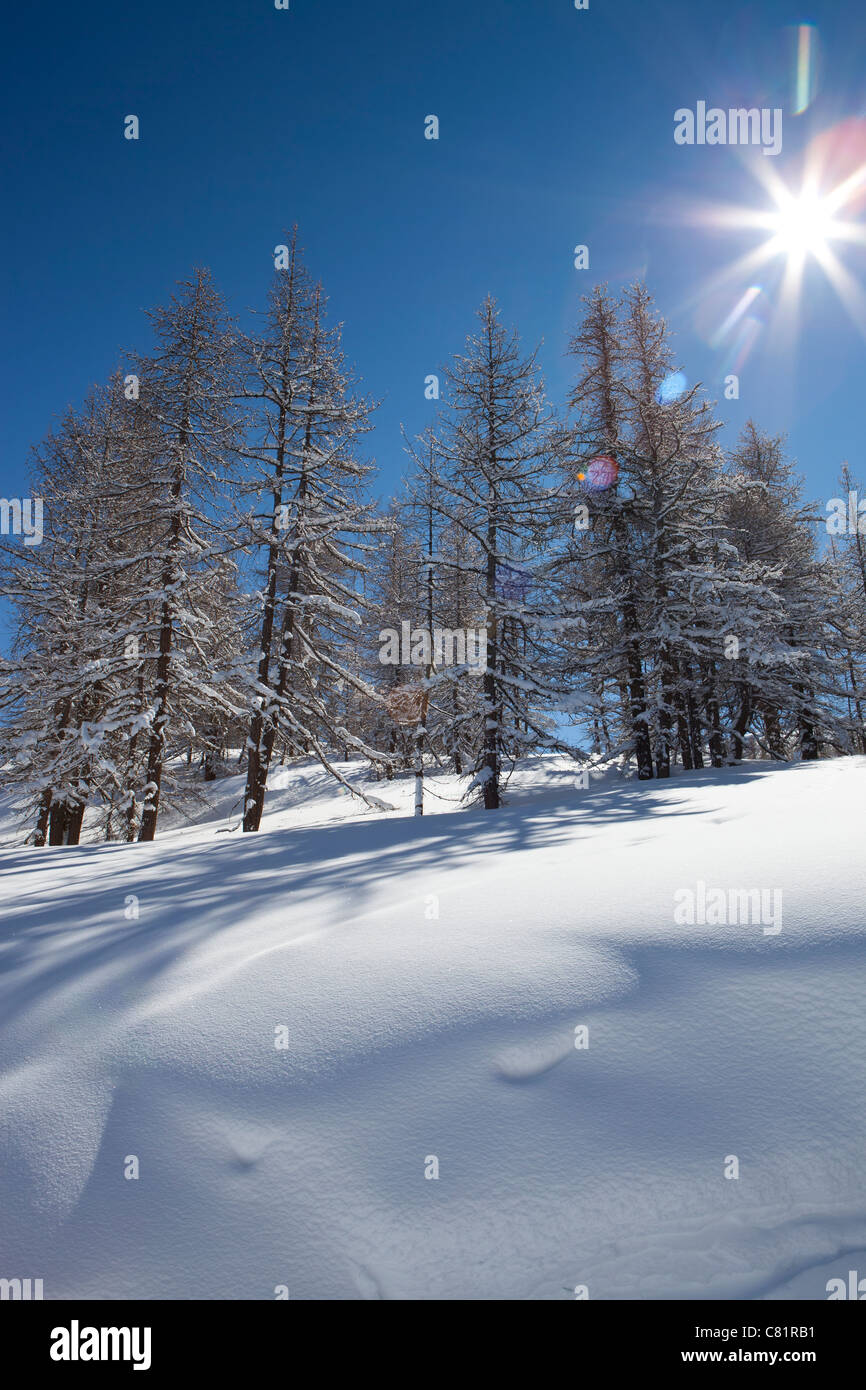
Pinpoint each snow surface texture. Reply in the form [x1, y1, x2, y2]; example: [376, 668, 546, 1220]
[0, 756, 864, 1300]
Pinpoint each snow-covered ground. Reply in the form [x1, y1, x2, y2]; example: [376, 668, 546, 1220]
[0, 756, 864, 1299]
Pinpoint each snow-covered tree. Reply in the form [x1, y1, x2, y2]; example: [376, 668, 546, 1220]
[236, 244, 387, 831]
[722, 423, 854, 760]
[413, 296, 581, 809]
[131, 268, 244, 841]
[0, 378, 156, 841]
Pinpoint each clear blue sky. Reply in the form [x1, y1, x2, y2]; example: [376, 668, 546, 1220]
[2, 0, 865, 539]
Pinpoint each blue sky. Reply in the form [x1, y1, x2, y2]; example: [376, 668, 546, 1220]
[2, 0, 865, 543]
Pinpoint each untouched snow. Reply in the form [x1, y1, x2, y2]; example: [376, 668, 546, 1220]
[0, 756, 864, 1300]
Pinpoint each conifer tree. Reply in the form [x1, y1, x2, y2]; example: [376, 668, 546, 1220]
[133, 268, 242, 841]
[415, 296, 578, 809]
[237, 246, 386, 831]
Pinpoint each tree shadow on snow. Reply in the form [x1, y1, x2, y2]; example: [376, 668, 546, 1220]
[0, 760, 793, 1025]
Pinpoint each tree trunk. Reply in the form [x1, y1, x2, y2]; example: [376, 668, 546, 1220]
[704, 665, 725, 768]
[138, 438, 186, 842]
[763, 705, 785, 760]
[686, 690, 704, 768]
[731, 681, 751, 760]
[674, 689, 694, 770]
[34, 788, 52, 847]
[627, 635, 653, 779]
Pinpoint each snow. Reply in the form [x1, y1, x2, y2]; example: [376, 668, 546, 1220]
[0, 756, 864, 1299]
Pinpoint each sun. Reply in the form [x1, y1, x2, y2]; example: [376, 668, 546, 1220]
[674, 129, 866, 347]
[768, 188, 836, 259]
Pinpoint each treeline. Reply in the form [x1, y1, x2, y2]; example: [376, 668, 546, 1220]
[1, 240, 864, 844]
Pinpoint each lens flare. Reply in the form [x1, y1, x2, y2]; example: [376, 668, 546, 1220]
[792, 24, 818, 117]
[582, 456, 619, 491]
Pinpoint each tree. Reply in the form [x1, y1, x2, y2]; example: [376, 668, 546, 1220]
[723, 422, 851, 761]
[133, 268, 241, 841]
[565, 285, 656, 778]
[414, 296, 579, 809]
[237, 246, 386, 831]
[0, 378, 154, 843]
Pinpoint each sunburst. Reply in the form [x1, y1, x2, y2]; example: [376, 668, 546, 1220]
[684, 139, 866, 342]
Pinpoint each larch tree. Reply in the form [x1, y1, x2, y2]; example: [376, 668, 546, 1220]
[237, 246, 387, 832]
[0, 379, 153, 844]
[133, 268, 242, 842]
[416, 295, 579, 810]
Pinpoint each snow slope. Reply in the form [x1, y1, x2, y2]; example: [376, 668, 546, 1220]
[1, 756, 865, 1300]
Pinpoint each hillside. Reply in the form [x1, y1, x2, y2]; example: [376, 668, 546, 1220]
[1, 756, 864, 1300]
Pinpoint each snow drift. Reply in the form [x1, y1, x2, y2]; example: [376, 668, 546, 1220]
[0, 756, 864, 1299]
